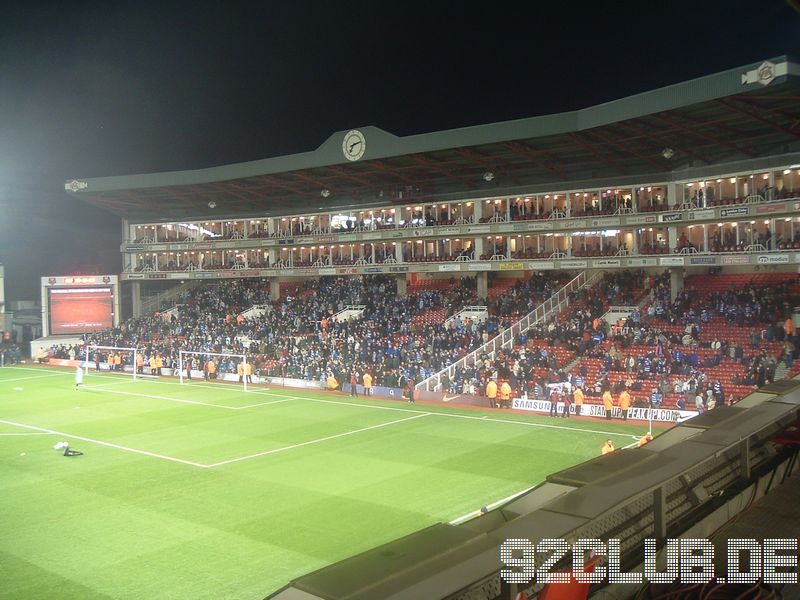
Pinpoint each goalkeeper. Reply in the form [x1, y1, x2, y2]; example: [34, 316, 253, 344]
[74, 366, 84, 390]
[54, 441, 83, 457]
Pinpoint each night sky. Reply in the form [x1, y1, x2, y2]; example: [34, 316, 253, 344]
[0, 0, 798, 301]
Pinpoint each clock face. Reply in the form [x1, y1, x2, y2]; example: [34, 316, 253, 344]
[342, 129, 366, 161]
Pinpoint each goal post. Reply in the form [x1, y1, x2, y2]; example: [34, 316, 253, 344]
[84, 345, 139, 380]
[179, 350, 249, 391]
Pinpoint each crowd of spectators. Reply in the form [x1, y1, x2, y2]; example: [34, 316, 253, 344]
[436, 270, 648, 396]
[567, 272, 800, 409]
[35, 268, 800, 417]
[231, 272, 566, 388]
[431, 270, 798, 413]
[64, 273, 569, 391]
[1, 342, 22, 365]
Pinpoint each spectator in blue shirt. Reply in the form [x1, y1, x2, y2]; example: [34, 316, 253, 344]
[650, 388, 662, 409]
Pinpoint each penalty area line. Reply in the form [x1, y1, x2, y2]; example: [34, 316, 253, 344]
[0, 419, 208, 468]
[82, 386, 239, 410]
[206, 412, 431, 468]
[82, 380, 135, 389]
[233, 398, 297, 410]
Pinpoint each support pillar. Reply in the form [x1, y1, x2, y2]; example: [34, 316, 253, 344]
[668, 227, 677, 252]
[473, 199, 484, 222]
[396, 274, 408, 297]
[670, 268, 683, 303]
[768, 171, 775, 200]
[269, 278, 281, 301]
[473, 237, 484, 260]
[477, 272, 488, 301]
[131, 281, 142, 318]
[666, 182, 678, 209]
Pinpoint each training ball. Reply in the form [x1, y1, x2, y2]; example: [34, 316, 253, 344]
[19, 452, 26, 456]
[13, 387, 23, 391]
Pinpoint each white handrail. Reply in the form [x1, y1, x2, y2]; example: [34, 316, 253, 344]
[415, 271, 599, 392]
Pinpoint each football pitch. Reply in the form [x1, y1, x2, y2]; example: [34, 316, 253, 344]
[0, 365, 652, 599]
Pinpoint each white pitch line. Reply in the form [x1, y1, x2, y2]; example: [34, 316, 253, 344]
[425, 411, 637, 438]
[449, 485, 536, 525]
[131, 378, 284, 398]
[141, 380, 285, 399]
[83, 386, 238, 410]
[233, 398, 297, 410]
[1, 366, 73, 375]
[206, 413, 431, 468]
[96, 378, 635, 438]
[2, 366, 296, 400]
[0, 432, 53, 436]
[3, 368, 134, 384]
[0, 372, 66, 383]
[83, 373, 289, 400]
[3, 366, 638, 438]
[298, 396, 636, 438]
[297, 396, 434, 414]
[447, 436, 653, 524]
[82, 380, 134, 389]
[0, 419, 208, 468]
[3, 367, 299, 410]
[86, 382, 295, 410]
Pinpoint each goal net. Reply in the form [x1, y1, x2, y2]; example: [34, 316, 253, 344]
[179, 350, 250, 391]
[84, 345, 139, 380]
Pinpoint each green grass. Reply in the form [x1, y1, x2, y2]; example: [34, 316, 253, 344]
[0, 365, 650, 599]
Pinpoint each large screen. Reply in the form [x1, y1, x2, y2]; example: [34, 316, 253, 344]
[48, 287, 114, 335]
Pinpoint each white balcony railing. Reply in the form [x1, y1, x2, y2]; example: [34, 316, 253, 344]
[415, 271, 599, 392]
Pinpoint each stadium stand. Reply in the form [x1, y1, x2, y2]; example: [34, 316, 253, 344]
[40, 268, 800, 419]
[48, 273, 570, 389]
[39, 55, 800, 600]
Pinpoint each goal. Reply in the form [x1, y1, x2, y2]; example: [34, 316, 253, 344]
[179, 350, 250, 391]
[84, 345, 139, 380]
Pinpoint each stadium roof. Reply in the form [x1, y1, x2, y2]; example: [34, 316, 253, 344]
[66, 56, 800, 222]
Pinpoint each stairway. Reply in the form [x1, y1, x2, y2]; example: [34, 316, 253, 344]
[415, 271, 599, 392]
[774, 361, 790, 381]
[139, 280, 202, 316]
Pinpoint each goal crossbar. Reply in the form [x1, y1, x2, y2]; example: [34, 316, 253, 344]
[178, 350, 249, 391]
[84, 345, 139, 380]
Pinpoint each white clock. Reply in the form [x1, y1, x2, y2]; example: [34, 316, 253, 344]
[342, 129, 366, 161]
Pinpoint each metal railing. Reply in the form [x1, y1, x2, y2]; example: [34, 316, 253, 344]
[237, 304, 271, 321]
[332, 304, 367, 321]
[415, 271, 599, 392]
[444, 306, 488, 327]
[606, 305, 637, 314]
[158, 303, 186, 322]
